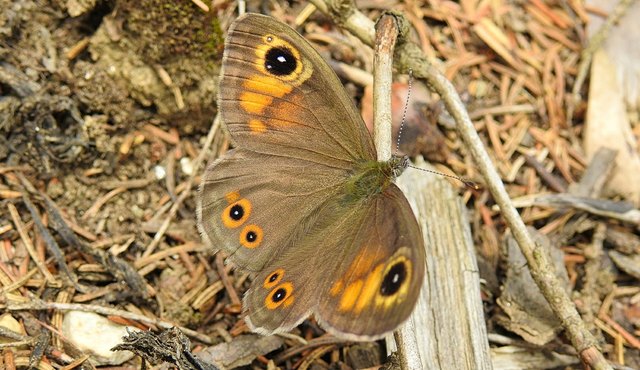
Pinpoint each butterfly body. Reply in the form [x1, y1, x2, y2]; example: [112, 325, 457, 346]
[344, 156, 409, 201]
[197, 13, 425, 340]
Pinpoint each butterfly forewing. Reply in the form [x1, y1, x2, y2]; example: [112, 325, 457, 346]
[219, 14, 376, 167]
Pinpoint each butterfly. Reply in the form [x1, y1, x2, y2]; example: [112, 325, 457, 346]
[197, 13, 425, 341]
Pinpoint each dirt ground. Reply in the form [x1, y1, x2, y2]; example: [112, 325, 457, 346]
[1, 0, 639, 369]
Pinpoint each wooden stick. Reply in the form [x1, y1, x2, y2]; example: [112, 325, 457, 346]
[394, 157, 493, 369]
[7, 203, 56, 284]
[372, 14, 397, 161]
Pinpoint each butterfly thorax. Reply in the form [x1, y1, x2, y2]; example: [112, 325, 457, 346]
[343, 155, 409, 202]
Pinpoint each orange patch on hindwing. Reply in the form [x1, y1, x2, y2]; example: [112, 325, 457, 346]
[332, 247, 413, 313]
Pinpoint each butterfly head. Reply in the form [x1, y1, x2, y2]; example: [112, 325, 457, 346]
[390, 155, 410, 178]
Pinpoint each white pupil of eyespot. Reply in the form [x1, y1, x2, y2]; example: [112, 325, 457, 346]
[277, 56, 286, 63]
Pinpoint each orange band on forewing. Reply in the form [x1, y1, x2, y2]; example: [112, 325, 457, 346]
[266, 118, 296, 130]
[244, 75, 292, 97]
[355, 264, 384, 314]
[239, 91, 273, 114]
[339, 279, 363, 312]
[346, 248, 387, 279]
[249, 119, 267, 133]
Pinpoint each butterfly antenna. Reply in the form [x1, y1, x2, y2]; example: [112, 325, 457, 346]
[407, 164, 479, 189]
[395, 69, 413, 155]
[397, 70, 478, 190]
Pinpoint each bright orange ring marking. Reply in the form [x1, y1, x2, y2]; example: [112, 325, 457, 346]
[264, 268, 285, 289]
[254, 36, 311, 85]
[239, 224, 263, 249]
[265, 282, 294, 310]
[375, 256, 412, 308]
[221, 198, 251, 229]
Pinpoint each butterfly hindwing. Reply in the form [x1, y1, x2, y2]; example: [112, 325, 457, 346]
[243, 185, 425, 340]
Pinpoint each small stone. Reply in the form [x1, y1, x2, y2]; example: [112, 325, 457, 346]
[154, 165, 166, 180]
[62, 310, 138, 366]
[180, 157, 193, 175]
[0, 313, 25, 344]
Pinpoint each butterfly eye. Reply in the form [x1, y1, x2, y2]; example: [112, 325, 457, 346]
[221, 198, 252, 228]
[264, 46, 297, 76]
[380, 262, 408, 296]
[265, 282, 294, 309]
[239, 224, 263, 249]
[263, 268, 284, 288]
